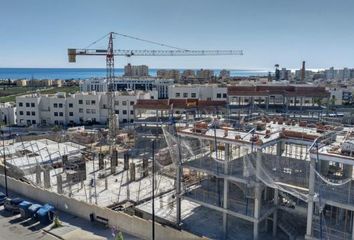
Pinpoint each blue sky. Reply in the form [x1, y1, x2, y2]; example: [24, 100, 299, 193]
[1, 0, 354, 70]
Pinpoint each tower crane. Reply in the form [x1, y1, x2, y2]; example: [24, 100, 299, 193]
[68, 32, 243, 151]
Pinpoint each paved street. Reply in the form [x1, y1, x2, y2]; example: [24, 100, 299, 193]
[0, 186, 141, 240]
[0, 205, 58, 240]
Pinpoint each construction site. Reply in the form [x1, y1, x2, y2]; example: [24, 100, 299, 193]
[1, 32, 354, 240]
[1, 110, 354, 240]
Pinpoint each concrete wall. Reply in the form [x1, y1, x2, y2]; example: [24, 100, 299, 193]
[0, 175, 204, 240]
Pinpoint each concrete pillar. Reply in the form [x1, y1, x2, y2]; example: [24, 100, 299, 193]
[142, 157, 149, 177]
[254, 149, 262, 240]
[98, 153, 104, 170]
[62, 155, 68, 166]
[352, 213, 354, 240]
[343, 164, 353, 178]
[130, 162, 136, 181]
[223, 144, 230, 239]
[124, 152, 129, 170]
[35, 165, 42, 186]
[320, 160, 330, 176]
[276, 141, 284, 156]
[105, 176, 108, 190]
[111, 149, 118, 174]
[273, 188, 279, 237]
[89, 187, 92, 204]
[306, 158, 316, 238]
[57, 174, 63, 194]
[43, 169, 51, 189]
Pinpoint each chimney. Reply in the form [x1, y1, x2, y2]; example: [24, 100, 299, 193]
[301, 61, 306, 81]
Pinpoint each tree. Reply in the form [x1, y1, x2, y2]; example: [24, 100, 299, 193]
[314, 97, 323, 107]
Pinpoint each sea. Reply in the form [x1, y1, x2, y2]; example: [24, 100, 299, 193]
[0, 68, 268, 80]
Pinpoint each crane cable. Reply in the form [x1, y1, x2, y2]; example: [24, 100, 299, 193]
[83, 32, 188, 51]
[113, 32, 188, 51]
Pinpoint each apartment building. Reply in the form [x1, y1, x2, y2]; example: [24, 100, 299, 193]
[156, 69, 180, 82]
[168, 84, 227, 100]
[16, 91, 155, 126]
[80, 77, 173, 99]
[227, 84, 330, 111]
[124, 64, 149, 77]
[0, 102, 16, 125]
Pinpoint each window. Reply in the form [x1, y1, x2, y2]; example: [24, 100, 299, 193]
[69, 103, 73, 108]
[217, 93, 222, 98]
[19, 102, 23, 107]
[31, 103, 35, 107]
[54, 120, 58, 125]
[191, 93, 196, 98]
[130, 101, 134, 106]
[31, 111, 35, 116]
[86, 100, 90, 105]
[183, 93, 188, 98]
[26, 111, 30, 116]
[59, 112, 63, 117]
[223, 93, 227, 98]
[54, 103, 58, 108]
[123, 110, 127, 115]
[32, 120, 36, 124]
[26, 103, 30, 107]
[91, 109, 96, 114]
[59, 103, 63, 108]
[54, 112, 58, 116]
[114, 101, 119, 105]
[115, 110, 119, 114]
[69, 112, 73, 116]
[19, 111, 23, 115]
[91, 100, 96, 105]
[130, 119, 134, 123]
[175, 93, 180, 97]
[79, 108, 83, 113]
[86, 109, 91, 114]
[122, 101, 127, 106]
[122, 119, 127, 123]
[78, 100, 83, 104]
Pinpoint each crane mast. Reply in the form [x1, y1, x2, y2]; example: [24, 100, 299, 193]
[106, 32, 117, 147]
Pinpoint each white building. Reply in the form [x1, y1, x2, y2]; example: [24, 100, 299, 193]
[79, 77, 173, 99]
[0, 102, 16, 125]
[327, 87, 353, 105]
[16, 91, 155, 126]
[168, 84, 227, 100]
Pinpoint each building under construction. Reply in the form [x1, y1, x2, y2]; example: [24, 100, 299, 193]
[150, 115, 354, 240]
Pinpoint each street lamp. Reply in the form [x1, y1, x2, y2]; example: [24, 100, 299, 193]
[1, 130, 8, 197]
[151, 140, 155, 240]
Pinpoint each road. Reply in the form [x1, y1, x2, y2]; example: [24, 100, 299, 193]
[0, 205, 58, 240]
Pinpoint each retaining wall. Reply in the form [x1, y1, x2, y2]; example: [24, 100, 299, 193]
[0, 175, 205, 240]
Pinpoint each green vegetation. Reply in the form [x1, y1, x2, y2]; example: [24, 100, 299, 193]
[52, 216, 63, 229]
[115, 232, 124, 240]
[40, 86, 79, 95]
[0, 86, 79, 103]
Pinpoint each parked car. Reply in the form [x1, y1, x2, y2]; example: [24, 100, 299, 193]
[0, 192, 6, 205]
[4, 198, 24, 214]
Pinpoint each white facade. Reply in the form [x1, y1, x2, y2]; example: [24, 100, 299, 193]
[0, 102, 16, 125]
[16, 91, 154, 126]
[168, 84, 227, 100]
[80, 77, 173, 99]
